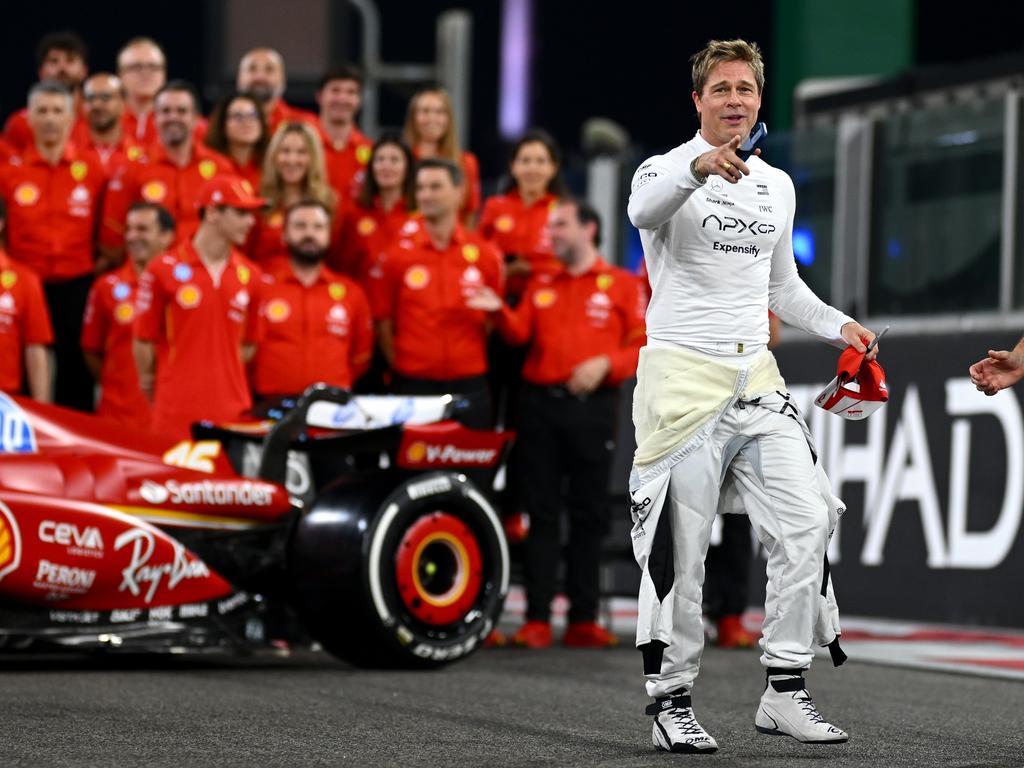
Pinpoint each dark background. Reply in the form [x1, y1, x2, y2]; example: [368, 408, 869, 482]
[4, 2, 1024, 181]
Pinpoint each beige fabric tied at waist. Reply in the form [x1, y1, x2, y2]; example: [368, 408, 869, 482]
[631, 345, 786, 483]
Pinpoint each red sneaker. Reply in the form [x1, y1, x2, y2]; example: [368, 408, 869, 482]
[512, 620, 552, 648]
[563, 621, 618, 648]
[482, 629, 507, 648]
[716, 614, 757, 648]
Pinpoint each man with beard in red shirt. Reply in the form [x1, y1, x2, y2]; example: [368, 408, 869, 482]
[237, 48, 317, 134]
[80, 74, 144, 172]
[101, 81, 232, 259]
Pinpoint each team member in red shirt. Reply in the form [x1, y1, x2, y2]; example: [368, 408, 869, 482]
[5, 32, 90, 152]
[82, 203, 174, 430]
[134, 176, 264, 439]
[80, 73, 144, 172]
[0, 198, 53, 402]
[374, 159, 502, 428]
[316, 65, 373, 206]
[0, 81, 107, 411]
[334, 132, 415, 287]
[237, 48, 317, 134]
[101, 81, 233, 257]
[250, 122, 337, 275]
[116, 37, 209, 147]
[253, 200, 373, 399]
[480, 129, 567, 298]
[403, 87, 481, 223]
[204, 92, 269, 190]
[469, 198, 646, 649]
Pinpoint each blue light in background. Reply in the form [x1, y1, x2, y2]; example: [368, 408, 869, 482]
[887, 238, 903, 259]
[792, 227, 815, 266]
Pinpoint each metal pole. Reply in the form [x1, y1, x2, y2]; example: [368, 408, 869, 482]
[437, 10, 473, 147]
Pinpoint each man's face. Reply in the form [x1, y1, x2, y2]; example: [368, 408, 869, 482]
[154, 90, 196, 149]
[27, 92, 73, 148]
[117, 43, 166, 103]
[237, 49, 284, 104]
[547, 204, 589, 263]
[317, 78, 361, 124]
[415, 168, 460, 220]
[692, 60, 762, 148]
[210, 206, 256, 246]
[125, 208, 173, 271]
[39, 48, 87, 90]
[284, 205, 331, 265]
[83, 75, 125, 134]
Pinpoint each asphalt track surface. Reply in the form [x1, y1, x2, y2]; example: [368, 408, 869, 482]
[3, 645, 1024, 768]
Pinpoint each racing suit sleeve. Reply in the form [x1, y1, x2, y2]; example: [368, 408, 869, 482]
[768, 173, 853, 346]
[627, 150, 705, 230]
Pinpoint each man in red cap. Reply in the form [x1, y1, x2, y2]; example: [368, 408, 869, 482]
[134, 176, 264, 438]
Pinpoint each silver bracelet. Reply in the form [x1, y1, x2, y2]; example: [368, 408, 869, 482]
[689, 157, 708, 185]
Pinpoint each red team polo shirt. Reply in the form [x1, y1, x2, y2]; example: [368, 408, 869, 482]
[80, 260, 151, 428]
[101, 143, 233, 249]
[0, 250, 53, 393]
[319, 124, 373, 205]
[493, 259, 647, 387]
[373, 222, 503, 380]
[253, 265, 374, 397]
[134, 242, 262, 438]
[0, 145, 107, 281]
[333, 199, 414, 285]
[479, 190, 561, 295]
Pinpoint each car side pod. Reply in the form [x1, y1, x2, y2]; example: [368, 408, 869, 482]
[287, 470, 509, 669]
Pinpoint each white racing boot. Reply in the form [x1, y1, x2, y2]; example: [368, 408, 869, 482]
[755, 671, 848, 743]
[648, 690, 719, 753]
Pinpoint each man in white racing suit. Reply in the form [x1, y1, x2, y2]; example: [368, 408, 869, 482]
[627, 39, 878, 754]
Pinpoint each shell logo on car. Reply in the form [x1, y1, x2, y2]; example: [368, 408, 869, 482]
[406, 441, 427, 463]
[0, 501, 22, 584]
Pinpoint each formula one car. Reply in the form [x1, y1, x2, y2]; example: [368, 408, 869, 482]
[0, 385, 512, 667]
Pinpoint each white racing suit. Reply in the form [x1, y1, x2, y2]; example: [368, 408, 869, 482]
[629, 344, 845, 698]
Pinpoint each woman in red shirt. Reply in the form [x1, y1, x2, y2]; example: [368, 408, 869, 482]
[480, 129, 568, 300]
[248, 122, 338, 275]
[204, 92, 268, 191]
[334, 131, 415, 288]
[403, 87, 480, 223]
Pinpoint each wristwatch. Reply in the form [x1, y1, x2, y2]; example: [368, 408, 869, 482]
[689, 157, 708, 185]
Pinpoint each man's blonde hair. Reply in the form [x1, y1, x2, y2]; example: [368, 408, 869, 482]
[690, 39, 765, 96]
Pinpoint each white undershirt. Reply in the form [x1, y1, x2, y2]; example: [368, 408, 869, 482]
[627, 132, 852, 352]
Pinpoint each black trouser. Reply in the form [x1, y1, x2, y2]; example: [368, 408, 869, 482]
[518, 384, 617, 623]
[703, 513, 753, 618]
[44, 273, 94, 411]
[390, 373, 492, 430]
